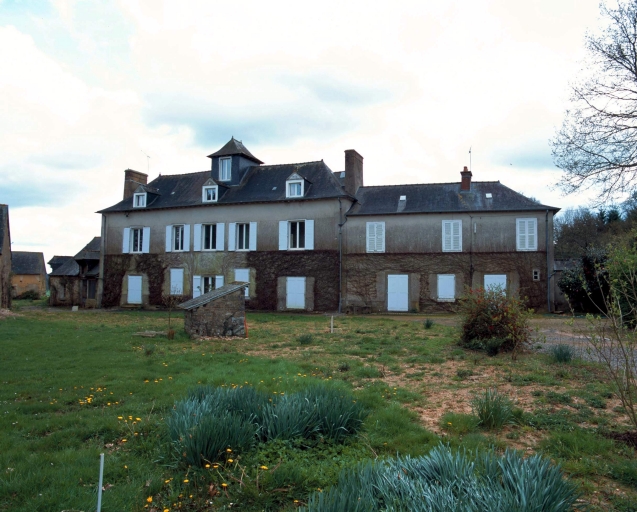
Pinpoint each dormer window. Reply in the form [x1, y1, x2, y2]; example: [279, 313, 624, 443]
[133, 193, 146, 208]
[219, 157, 231, 181]
[202, 185, 218, 203]
[286, 172, 305, 198]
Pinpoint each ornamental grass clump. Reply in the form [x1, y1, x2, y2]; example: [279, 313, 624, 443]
[300, 444, 580, 512]
[458, 287, 532, 357]
[550, 344, 576, 364]
[472, 388, 514, 430]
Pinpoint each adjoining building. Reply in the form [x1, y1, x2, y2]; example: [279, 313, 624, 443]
[11, 251, 46, 299]
[97, 138, 559, 313]
[0, 205, 11, 308]
[49, 237, 101, 308]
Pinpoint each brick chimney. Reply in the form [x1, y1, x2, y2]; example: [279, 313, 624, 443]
[123, 169, 148, 200]
[344, 149, 364, 196]
[460, 166, 472, 191]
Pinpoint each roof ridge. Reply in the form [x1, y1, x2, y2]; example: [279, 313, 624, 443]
[153, 170, 210, 179]
[259, 160, 323, 168]
[359, 181, 502, 188]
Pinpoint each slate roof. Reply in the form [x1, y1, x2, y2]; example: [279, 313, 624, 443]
[178, 283, 248, 310]
[50, 257, 80, 277]
[12, 251, 46, 275]
[207, 137, 264, 164]
[0, 204, 8, 256]
[74, 237, 101, 261]
[48, 256, 74, 272]
[99, 161, 350, 213]
[347, 182, 559, 216]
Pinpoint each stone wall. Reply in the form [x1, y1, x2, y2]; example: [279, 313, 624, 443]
[11, 274, 46, 298]
[49, 276, 81, 306]
[184, 289, 246, 337]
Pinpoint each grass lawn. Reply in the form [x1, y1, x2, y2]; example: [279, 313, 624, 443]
[0, 302, 635, 511]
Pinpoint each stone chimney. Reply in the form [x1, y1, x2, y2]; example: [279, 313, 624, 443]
[123, 169, 148, 200]
[344, 149, 364, 196]
[460, 166, 472, 191]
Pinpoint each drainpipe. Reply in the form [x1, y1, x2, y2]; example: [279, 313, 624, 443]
[469, 215, 474, 285]
[546, 210, 550, 313]
[338, 198, 347, 314]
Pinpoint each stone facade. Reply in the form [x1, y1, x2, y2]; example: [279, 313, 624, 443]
[182, 288, 246, 337]
[0, 205, 10, 309]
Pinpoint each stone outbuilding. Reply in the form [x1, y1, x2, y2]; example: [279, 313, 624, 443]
[49, 237, 101, 308]
[11, 251, 46, 298]
[178, 283, 247, 338]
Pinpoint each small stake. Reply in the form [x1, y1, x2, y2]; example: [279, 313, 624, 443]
[97, 453, 104, 512]
[331, 316, 334, 334]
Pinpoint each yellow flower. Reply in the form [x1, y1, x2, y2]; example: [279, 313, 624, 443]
[146, 496, 153, 503]
[165, 479, 170, 483]
[136, 417, 141, 421]
[260, 465, 268, 470]
[122, 439, 127, 442]
[213, 464, 219, 469]
[448, 422, 452, 425]
[227, 459, 234, 463]
[205, 464, 210, 468]
[117, 416, 123, 420]
[226, 448, 232, 453]
[164, 509, 170, 512]
[183, 479, 189, 483]
[221, 483, 228, 488]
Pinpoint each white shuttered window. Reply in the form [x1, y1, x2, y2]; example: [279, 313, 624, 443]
[442, 220, 462, 252]
[516, 218, 537, 251]
[366, 222, 385, 253]
[437, 275, 456, 301]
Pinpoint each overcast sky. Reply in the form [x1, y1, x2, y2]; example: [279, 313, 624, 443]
[1, 0, 606, 267]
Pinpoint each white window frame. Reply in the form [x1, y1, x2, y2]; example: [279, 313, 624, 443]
[289, 220, 306, 249]
[437, 274, 456, 302]
[219, 157, 231, 181]
[442, 220, 462, 252]
[516, 218, 538, 251]
[130, 227, 144, 254]
[173, 225, 185, 252]
[202, 224, 217, 251]
[133, 193, 147, 208]
[170, 268, 184, 295]
[202, 185, 218, 203]
[236, 223, 250, 251]
[366, 222, 385, 253]
[286, 180, 304, 198]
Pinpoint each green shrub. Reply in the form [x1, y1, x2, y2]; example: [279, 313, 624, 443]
[455, 368, 473, 380]
[300, 445, 580, 512]
[550, 344, 575, 363]
[14, 290, 41, 300]
[472, 388, 513, 430]
[298, 334, 314, 345]
[424, 319, 434, 329]
[458, 287, 532, 354]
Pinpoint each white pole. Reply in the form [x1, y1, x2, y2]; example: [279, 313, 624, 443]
[331, 315, 334, 334]
[97, 453, 104, 512]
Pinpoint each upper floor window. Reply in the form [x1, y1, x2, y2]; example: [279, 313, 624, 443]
[202, 185, 218, 203]
[203, 224, 217, 250]
[516, 218, 537, 251]
[220, 157, 231, 181]
[131, 227, 144, 253]
[287, 180, 303, 198]
[133, 193, 146, 208]
[165, 224, 190, 253]
[289, 221, 305, 249]
[236, 223, 250, 250]
[442, 220, 462, 252]
[278, 220, 314, 250]
[366, 222, 385, 253]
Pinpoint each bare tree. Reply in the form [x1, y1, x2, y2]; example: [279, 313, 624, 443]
[552, 1, 637, 203]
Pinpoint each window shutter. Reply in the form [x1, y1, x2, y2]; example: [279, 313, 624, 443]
[376, 222, 385, 252]
[452, 221, 461, 251]
[305, 220, 314, 250]
[517, 219, 526, 250]
[165, 225, 173, 252]
[216, 223, 225, 251]
[193, 224, 202, 251]
[442, 221, 451, 251]
[215, 275, 224, 288]
[122, 228, 130, 254]
[183, 224, 191, 251]
[192, 275, 201, 298]
[527, 219, 537, 250]
[142, 227, 150, 253]
[279, 221, 288, 250]
[249, 221, 257, 251]
[366, 222, 376, 252]
[228, 223, 236, 251]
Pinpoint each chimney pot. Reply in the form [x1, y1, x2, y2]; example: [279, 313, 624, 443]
[460, 166, 472, 191]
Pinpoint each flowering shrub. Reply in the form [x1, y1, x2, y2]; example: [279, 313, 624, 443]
[458, 287, 532, 355]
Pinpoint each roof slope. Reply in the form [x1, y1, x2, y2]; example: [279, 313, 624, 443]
[12, 251, 46, 275]
[0, 204, 7, 255]
[348, 182, 559, 216]
[99, 161, 349, 213]
[74, 236, 101, 261]
[207, 137, 263, 164]
[48, 255, 74, 271]
[178, 283, 248, 310]
[50, 257, 80, 277]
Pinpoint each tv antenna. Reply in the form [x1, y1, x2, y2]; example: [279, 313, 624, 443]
[141, 150, 151, 174]
[469, 147, 472, 172]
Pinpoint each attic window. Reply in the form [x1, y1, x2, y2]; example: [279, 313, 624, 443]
[286, 180, 304, 198]
[399, 195, 406, 201]
[202, 185, 218, 203]
[340, 172, 345, 178]
[133, 193, 146, 208]
[219, 157, 231, 181]
[272, 186, 277, 190]
[485, 193, 493, 199]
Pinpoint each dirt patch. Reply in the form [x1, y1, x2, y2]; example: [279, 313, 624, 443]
[0, 309, 21, 319]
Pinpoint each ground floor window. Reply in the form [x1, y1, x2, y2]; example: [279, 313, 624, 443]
[484, 274, 507, 292]
[170, 268, 184, 295]
[437, 274, 455, 301]
[234, 269, 250, 297]
[286, 277, 306, 309]
[87, 280, 97, 299]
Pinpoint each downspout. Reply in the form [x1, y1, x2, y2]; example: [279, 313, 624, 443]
[546, 210, 550, 313]
[469, 215, 474, 285]
[338, 198, 347, 314]
[97, 213, 106, 308]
